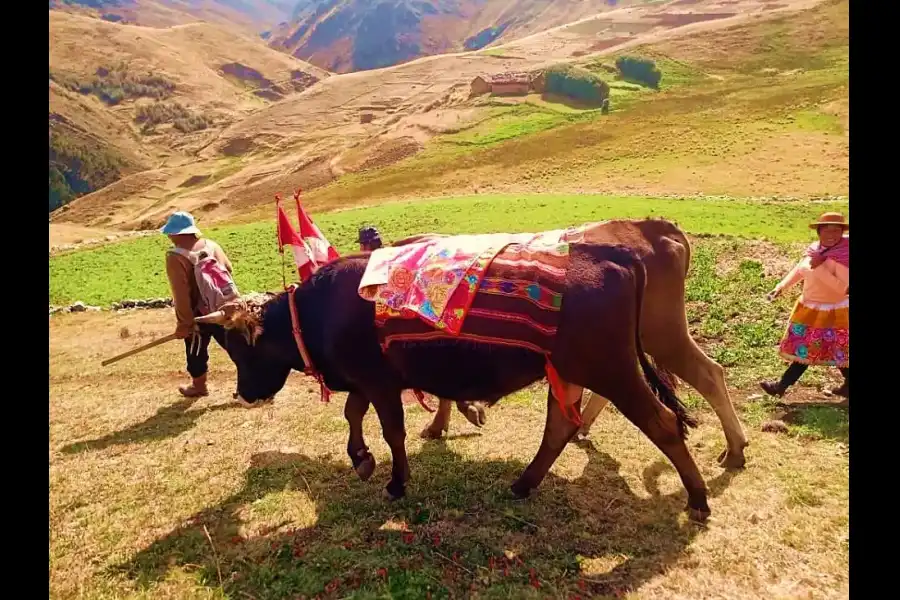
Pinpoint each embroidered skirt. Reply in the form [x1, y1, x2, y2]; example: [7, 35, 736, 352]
[778, 298, 849, 367]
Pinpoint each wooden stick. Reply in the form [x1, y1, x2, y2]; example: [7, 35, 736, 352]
[101, 333, 179, 367]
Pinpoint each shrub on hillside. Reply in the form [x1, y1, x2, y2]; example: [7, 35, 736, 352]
[543, 64, 610, 106]
[50, 63, 175, 106]
[134, 102, 213, 133]
[615, 56, 662, 89]
[173, 113, 212, 133]
[49, 126, 131, 212]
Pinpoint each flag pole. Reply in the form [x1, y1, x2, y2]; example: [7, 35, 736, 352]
[275, 193, 287, 289]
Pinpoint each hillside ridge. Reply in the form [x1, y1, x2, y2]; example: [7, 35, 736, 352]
[51, 0, 840, 232]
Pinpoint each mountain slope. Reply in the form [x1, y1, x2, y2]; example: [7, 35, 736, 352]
[270, 0, 641, 73]
[51, 0, 834, 229]
[49, 9, 329, 211]
[50, 0, 296, 34]
[50, 81, 151, 212]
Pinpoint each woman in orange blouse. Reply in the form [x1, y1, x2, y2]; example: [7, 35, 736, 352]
[760, 212, 849, 399]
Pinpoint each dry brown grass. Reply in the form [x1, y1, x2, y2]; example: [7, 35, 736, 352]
[49, 9, 328, 218]
[49, 11, 327, 112]
[48, 223, 117, 249]
[50, 0, 291, 38]
[50, 306, 848, 599]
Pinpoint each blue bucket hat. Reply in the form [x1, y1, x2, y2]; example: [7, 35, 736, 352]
[161, 211, 201, 236]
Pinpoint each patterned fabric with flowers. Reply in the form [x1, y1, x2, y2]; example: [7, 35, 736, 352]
[359, 229, 578, 335]
[778, 299, 849, 367]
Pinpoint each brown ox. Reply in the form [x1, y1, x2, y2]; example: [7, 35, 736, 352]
[392, 219, 749, 469]
[198, 239, 713, 521]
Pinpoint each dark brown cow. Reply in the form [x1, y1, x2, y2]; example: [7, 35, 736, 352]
[394, 220, 749, 469]
[198, 239, 712, 521]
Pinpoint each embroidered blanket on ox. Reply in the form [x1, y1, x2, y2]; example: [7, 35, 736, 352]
[359, 227, 583, 336]
[376, 239, 570, 355]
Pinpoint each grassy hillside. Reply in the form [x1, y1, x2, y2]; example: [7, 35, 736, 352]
[49, 78, 157, 211]
[48, 10, 327, 212]
[50, 1, 842, 230]
[49, 192, 846, 304]
[306, 0, 848, 208]
[50, 0, 295, 33]
[50, 118, 137, 212]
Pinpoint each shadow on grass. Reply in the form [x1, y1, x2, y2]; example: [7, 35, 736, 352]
[780, 403, 849, 443]
[60, 398, 241, 454]
[116, 440, 738, 598]
[538, 92, 603, 112]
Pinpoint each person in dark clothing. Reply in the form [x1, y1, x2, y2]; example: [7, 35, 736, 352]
[358, 225, 383, 251]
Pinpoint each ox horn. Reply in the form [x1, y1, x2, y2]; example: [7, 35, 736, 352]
[194, 310, 227, 325]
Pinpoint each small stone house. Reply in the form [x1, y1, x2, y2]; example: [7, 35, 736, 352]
[469, 75, 491, 96]
[489, 72, 531, 95]
[469, 72, 536, 97]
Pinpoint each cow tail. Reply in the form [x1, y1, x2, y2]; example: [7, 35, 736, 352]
[632, 258, 697, 438]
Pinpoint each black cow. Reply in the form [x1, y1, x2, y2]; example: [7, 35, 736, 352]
[198, 241, 711, 521]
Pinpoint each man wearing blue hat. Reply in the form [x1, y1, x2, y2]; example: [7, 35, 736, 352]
[162, 211, 236, 397]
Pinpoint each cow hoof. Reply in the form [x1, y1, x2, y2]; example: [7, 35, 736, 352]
[687, 506, 712, 523]
[420, 424, 446, 440]
[383, 481, 406, 501]
[355, 454, 376, 482]
[463, 404, 486, 428]
[571, 431, 590, 444]
[717, 447, 747, 470]
[509, 481, 532, 500]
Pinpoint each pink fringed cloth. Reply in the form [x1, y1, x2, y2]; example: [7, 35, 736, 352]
[806, 236, 849, 268]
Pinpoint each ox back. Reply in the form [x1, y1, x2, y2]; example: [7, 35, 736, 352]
[376, 241, 570, 401]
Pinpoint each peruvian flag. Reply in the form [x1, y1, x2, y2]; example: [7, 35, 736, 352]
[276, 189, 339, 282]
[293, 188, 339, 267]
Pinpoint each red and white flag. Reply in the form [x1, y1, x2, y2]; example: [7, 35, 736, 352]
[276, 188, 339, 282]
[293, 188, 339, 267]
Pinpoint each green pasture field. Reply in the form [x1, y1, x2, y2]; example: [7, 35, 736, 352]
[49, 193, 846, 307]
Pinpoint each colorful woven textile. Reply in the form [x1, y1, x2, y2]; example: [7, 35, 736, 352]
[373, 232, 574, 354]
[778, 298, 849, 367]
[359, 229, 581, 335]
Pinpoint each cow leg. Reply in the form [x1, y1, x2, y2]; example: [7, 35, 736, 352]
[421, 399, 488, 439]
[345, 392, 376, 481]
[370, 390, 410, 501]
[573, 390, 610, 442]
[511, 383, 583, 497]
[457, 400, 487, 428]
[596, 369, 710, 521]
[420, 399, 453, 439]
[652, 334, 748, 469]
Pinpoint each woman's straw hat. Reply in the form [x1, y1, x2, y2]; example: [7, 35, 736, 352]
[808, 212, 848, 230]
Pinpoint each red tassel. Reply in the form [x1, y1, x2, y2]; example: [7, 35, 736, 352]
[317, 375, 331, 404]
[413, 389, 435, 413]
[545, 360, 582, 427]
